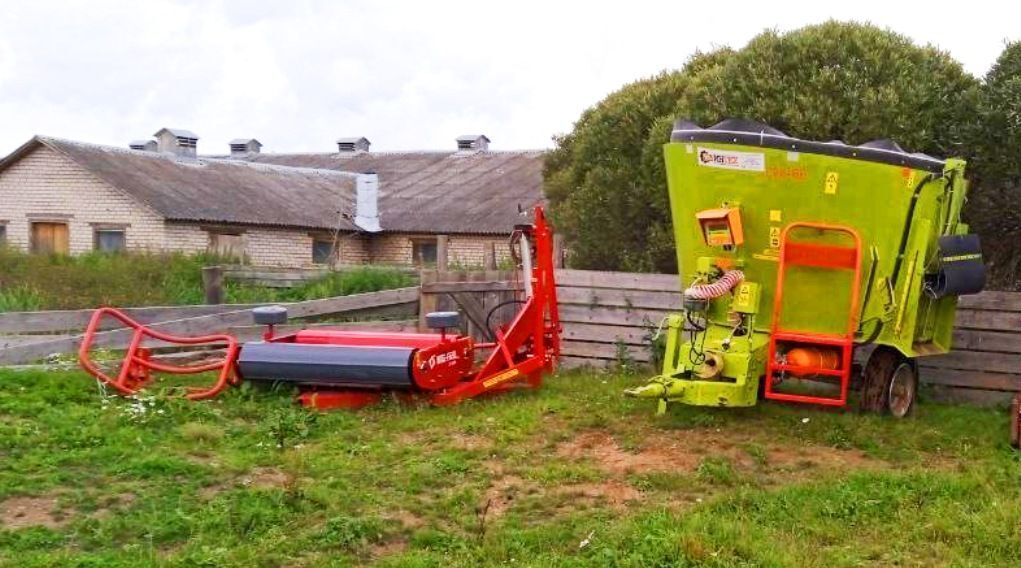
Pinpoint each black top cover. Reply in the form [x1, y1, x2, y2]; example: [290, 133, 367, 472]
[671, 119, 946, 173]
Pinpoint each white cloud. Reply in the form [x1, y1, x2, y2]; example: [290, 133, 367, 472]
[0, 0, 1018, 156]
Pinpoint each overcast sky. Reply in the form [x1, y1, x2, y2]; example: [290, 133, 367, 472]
[1, 1, 1018, 156]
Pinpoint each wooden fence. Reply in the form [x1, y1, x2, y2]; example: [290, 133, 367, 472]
[1, 268, 1018, 404]
[0, 287, 419, 366]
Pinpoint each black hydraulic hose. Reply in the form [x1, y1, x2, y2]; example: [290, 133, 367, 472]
[485, 299, 526, 336]
[890, 173, 936, 286]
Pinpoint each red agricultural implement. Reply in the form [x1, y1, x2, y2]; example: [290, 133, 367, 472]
[79, 206, 561, 410]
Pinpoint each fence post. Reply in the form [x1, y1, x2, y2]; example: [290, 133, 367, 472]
[436, 235, 449, 271]
[418, 270, 438, 332]
[553, 234, 565, 268]
[202, 266, 225, 305]
[484, 242, 497, 270]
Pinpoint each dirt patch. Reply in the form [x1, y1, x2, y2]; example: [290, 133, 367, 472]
[482, 475, 527, 518]
[388, 509, 425, 530]
[91, 492, 136, 520]
[558, 431, 702, 473]
[556, 481, 642, 507]
[556, 429, 882, 479]
[449, 433, 492, 451]
[0, 495, 66, 530]
[242, 466, 290, 489]
[370, 538, 409, 559]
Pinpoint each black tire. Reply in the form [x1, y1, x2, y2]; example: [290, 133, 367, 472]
[860, 347, 917, 418]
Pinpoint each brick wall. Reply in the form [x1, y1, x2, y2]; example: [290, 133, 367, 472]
[368, 233, 512, 267]
[0, 146, 165, 253]
[165, 223, 376, 267]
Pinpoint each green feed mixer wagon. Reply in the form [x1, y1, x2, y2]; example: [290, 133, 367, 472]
[626, 119, 985, 416]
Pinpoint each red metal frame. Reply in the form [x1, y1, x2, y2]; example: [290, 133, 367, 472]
[79, 307, 239, 400]
[77, 206, 560, 409]
[765, 222, 862, 407]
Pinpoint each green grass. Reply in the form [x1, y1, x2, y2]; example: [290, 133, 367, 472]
[0, 248, 415, 311]
[0, 367, 1017, 567]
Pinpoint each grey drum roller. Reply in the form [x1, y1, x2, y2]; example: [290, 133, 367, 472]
[237, 343, 415, 387]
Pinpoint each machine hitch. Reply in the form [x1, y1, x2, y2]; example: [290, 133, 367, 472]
[79, 206, 561, 410]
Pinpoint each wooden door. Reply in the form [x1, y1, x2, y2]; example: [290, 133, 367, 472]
[31, 223, 70, 255]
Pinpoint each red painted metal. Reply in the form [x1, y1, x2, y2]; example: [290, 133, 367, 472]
[77, 206, 560, 411]
[79, 307, 239, 400]
[765, 222, 862, 407]
[289, 330, 445, 348]
[298, 389, 382, 410]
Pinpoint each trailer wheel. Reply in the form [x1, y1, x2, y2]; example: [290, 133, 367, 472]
[861, 347, 917, 418]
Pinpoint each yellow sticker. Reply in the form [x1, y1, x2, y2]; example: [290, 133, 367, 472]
[906, 170, 916, 187]
[769, 226, 781, 249]
[482, 368, 520, 389]
[824, 171, 839, 194]
[752, 252, 779, 262]
[769, 209, 782, 222]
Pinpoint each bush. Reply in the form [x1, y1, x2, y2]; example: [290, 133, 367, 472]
[0, 248, 415, 311]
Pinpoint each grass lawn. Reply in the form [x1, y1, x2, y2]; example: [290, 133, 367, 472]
[0, 367, 1018, 567]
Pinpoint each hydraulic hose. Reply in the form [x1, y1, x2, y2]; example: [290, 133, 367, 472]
[684, 270, 744, 300]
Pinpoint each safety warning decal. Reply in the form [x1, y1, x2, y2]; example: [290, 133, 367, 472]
[697, 147, 765, 172]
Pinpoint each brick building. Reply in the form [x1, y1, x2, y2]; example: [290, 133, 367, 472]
[0, 130, 545, 267]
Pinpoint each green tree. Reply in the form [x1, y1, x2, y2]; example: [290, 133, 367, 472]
[547, 21, 981, 274]
[967, 41, 1021, 287]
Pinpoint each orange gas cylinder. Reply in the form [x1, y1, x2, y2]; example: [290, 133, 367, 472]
[785, 347, 840, 376]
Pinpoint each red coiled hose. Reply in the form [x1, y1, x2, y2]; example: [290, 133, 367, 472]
[684, 270, 744, 300]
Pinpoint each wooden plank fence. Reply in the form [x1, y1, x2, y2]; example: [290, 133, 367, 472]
[0, 287, 419, 366]
[1, 267, 1018, 405]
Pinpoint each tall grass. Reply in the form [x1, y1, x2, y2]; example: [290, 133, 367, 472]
[0, 247, 414, 311]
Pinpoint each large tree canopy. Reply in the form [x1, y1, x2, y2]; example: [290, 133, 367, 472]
[546, 21, 999, 278]
[966, 41, 1021, 286]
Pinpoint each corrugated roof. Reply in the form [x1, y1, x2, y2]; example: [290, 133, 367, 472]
[3, 137, 359, 231]
[0, 136, 547, 235]
[243, 150, 545, 234]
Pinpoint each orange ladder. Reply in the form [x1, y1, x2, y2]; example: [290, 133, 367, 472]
[765, 222, 862, 406]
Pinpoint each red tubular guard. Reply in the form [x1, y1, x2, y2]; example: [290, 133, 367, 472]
[78, 307, 239, 400]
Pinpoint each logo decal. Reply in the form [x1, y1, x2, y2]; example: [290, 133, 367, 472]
[697, 147, 765, 172]
[427, 350, 458, 369]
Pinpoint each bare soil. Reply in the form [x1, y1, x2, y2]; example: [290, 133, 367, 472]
[0, 495, 66, 530]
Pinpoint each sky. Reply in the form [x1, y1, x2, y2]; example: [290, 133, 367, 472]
[0, 1, 1018, 156]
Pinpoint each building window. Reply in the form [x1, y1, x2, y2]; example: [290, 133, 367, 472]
[94, 228, 126, 253]
[0, 224, 6, 245]
[412, 238, 437, 266]
[30, 222, 69, 255]
[312, 238, 336, 265]
[208, 231, 245, 260]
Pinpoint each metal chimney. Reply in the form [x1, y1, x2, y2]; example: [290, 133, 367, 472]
[354, 172, 382, 233]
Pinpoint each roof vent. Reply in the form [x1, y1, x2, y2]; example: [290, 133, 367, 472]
[229, 138, 262, 157]
[154, 128, 199, 158]
[337, 137, 371, 152]
[456, 134, 490, 151]
[129, 139, 157, 152]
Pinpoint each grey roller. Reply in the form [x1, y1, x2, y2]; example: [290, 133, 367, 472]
[253, 305, 288, 325]
[237, 342, 414, 387]
[425, 311, 461, 330]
